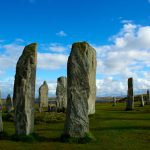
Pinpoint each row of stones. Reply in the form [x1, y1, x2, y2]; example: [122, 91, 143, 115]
[126, 78, 150, 110]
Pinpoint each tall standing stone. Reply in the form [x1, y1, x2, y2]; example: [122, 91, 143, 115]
[56, 76, 67, 112]
[140, 94, 144, 107]
[6, 94, 13, 113]
[0, 90, 3, 132]
[39, 81, 49, 109]
[13, 43, 37, 135]
[112, 97, 116, 106]
[146, 90, 150, 105]
[126, 78, 134, 110]
[64, 42, 96, 138]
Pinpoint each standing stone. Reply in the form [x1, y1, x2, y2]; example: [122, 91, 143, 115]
[126, 78, 134, 110]
[56, 76, 67, 112]
[112, 97, 116, 106]
[140, 94, 144, 107]
[0, 90, 3, 132]
[39, 81, 49, 109]
[13, 43, 37, 135]
[146, 90, 150, 105]
[6, 94, 13, 113]
[64, 42, 96, 138]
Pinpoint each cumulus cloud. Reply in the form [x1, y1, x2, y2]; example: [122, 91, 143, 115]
[94, 23, 150, 96]
[46, 43, 67, 53]
[56, 30, 67, 37]
[37, 52, 68, 70]
[1, 23, 150, 97]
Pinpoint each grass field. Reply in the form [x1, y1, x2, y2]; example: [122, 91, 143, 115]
[1, 101, 150, 150]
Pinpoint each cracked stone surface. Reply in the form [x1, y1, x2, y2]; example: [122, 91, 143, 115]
[13, 43, 37, 135]
[64, 42, 96, 138]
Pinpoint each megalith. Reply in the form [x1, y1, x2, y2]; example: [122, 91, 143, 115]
[146, 90, 150, 105]
[64, 42, 96, 138]
[6, 94, 13, 113]
[112, 97, 116, 106]
[140, 94, 144, 107]
[56, 76, 67, 112]
[126, 78, 134, 110]
[39, 81, 49, 109]
[13, 43, 37, 135]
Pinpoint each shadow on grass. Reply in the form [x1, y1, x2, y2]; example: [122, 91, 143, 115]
[92, 126, 150, 131]
[0, 132, 61, 143]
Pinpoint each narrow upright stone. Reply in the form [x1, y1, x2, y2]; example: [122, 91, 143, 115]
[146, 90, 150, 105]
[56, 76, 67, 112]
[112, 97, 116, 106]
[64, 42, 96, 138]
[140, 94, 144, 107]
[6, 94, 13, 113]
[13, 43, 37, 135]
[126, 78, 134, 110]
[39, 81, 49, 109]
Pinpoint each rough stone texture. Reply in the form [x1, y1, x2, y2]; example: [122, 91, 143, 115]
[56, 77, 67, 112]
[13, 43, 37, 135]
[64, 42, 96, 138]
[140, 94, 144, 107]
[6, 94, 13, 113]
[0, 90, 3, 132]
[146, 90, 150, 105]
[39, 81, 49, 109]
[112, 97, 116, 106]
[126, 78, 134, 110]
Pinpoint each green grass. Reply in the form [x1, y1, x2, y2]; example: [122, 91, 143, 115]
[1, 101, 150, 150]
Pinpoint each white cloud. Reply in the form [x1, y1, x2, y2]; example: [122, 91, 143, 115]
[47, 43, 67, 53]
[1, 22, 150, 97]
[56, 30, 67, 37]
[94, 23, 150, 96]
[37, 52, 68, 70]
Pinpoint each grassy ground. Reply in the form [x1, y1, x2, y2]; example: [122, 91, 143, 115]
[1, 101, 150, 150]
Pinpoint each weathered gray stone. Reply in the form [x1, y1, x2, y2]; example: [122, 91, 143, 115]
[112, 97, 116, 106]
[126, 78, 134, 110]
[0, 90, 3, 132]
[13, 43, 37, 135]
[64, 42, 96, 138]
[39, 81, 49, 109]
[56, 76, 67, 112]
[146, 90, 150, 105]
[6, 94, 13, 113]
[140, 94, 144, 107]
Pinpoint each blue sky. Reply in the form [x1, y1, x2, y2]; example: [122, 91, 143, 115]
[0, 0, 150, 98]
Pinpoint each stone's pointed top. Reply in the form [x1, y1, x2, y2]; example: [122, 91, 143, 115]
[128, 77, 133, 80]
[57, 76, 67, 81]
[43, 80, 48, 85]
[22, 43, 37, 55]
[71, 41, 96, 54]
[26, 43, 37, 47]
[7, 94, 11, 98]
